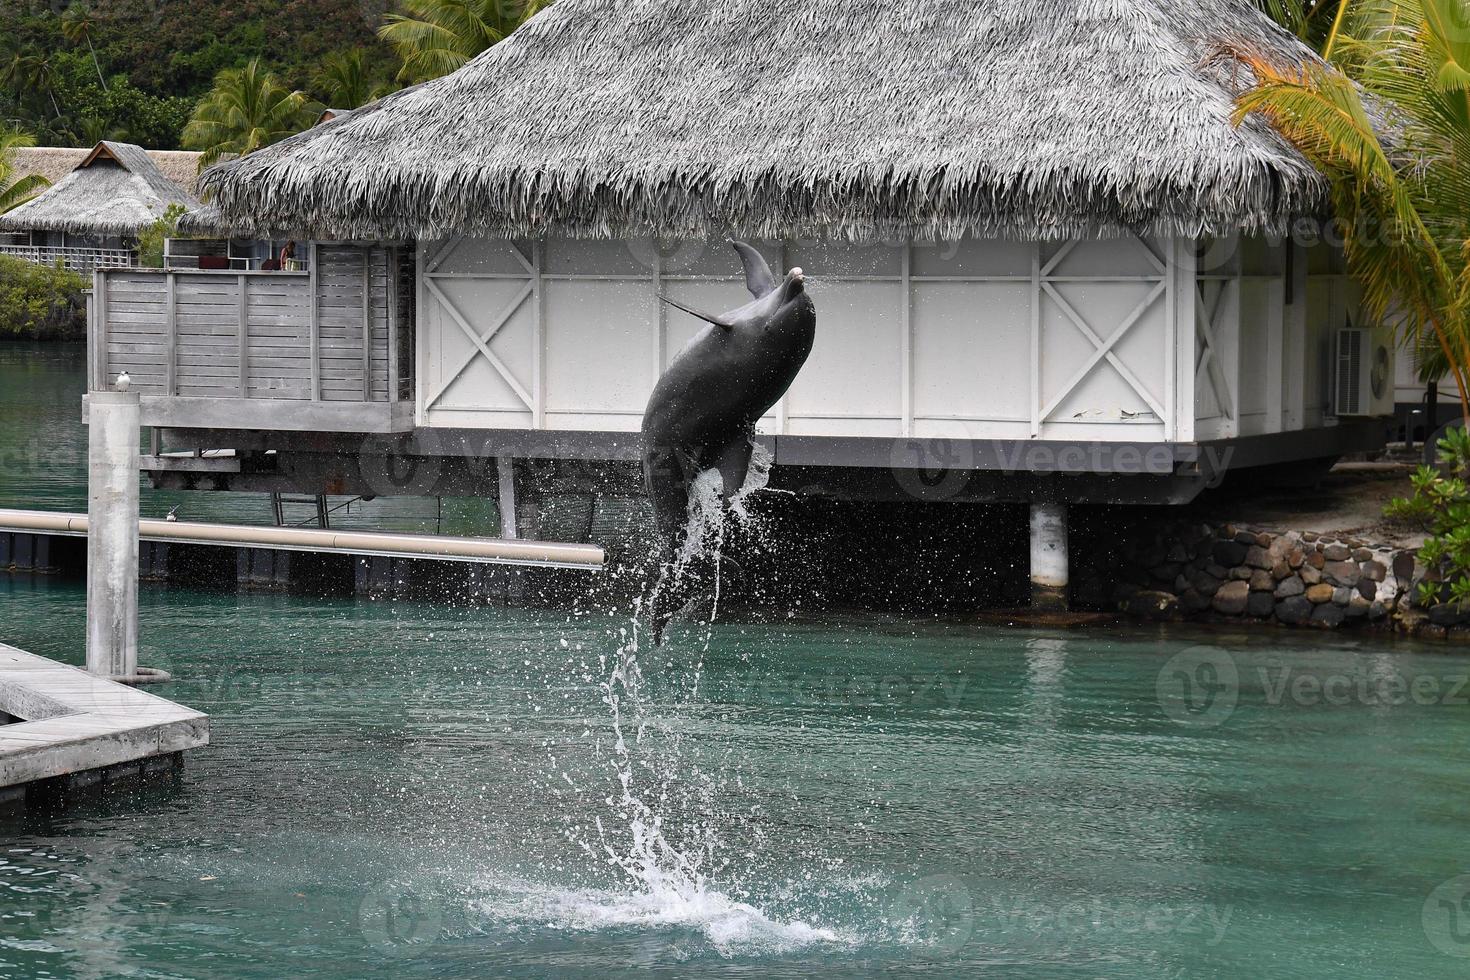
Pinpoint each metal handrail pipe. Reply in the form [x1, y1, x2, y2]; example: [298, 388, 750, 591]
[0, 508, 603, 570]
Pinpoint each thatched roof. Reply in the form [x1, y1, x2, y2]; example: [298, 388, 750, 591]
[196, 0, 1329, 242]
[10, 146, 203, 194]
[0, 143, 202, 237]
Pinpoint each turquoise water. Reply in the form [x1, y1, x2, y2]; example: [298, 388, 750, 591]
[2, 578, 1470, 977]
[4, 345, 1470, 977]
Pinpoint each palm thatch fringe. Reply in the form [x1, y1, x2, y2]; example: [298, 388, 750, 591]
[197, 0, 1329, 242]
[0, 142, 201, 237]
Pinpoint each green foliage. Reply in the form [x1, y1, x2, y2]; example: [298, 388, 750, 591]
[0, 1, 396, 149]
[61, 3, 108, 91]
[182, 58, 319, 165]
[1386, 426, 1470, 608]
[1253, 1, 1349, 53]
[136, 203, 188, 270]
[0, 256, 87, 340]
[314, 49, 397, 109]
[381, 0, 548, 83]
[0, 125, 48, 214]
[1235, 0, 1470, 422]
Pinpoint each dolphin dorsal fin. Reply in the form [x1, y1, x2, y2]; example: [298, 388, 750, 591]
[731, 241, 776, 299]
[659, 295, 737, 329]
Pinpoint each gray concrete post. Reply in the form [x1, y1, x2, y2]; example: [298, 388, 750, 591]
[86, 391, 140, 679]
[1029, 501, 1069, 612]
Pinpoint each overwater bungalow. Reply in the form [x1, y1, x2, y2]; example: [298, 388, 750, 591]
[88, 0, 1396, 602]
[0, 142, 202, 274]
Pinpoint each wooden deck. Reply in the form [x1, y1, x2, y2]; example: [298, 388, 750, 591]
[0, 643, 208, 789]
[90, 242, 413, 433]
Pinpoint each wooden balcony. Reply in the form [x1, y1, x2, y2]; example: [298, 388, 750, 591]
[88, 243, 413, 434]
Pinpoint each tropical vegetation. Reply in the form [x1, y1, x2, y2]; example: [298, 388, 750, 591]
[1242, 0, 1470, 607]
[0, 255, 87, 340]
[0, 126, 48, 215]
[136, 204, 189, 270]
[1386, 427, 1470, 608]
[380, 0, 548, 83]
[313, 49, 395, 110]
[0, 1, 545, 154]
[1241, 0, 1470, 421]
[181, 59, 319, 166]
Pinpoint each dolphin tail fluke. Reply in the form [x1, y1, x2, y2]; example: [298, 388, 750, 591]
[731, 241, 777, 299]
[642, 445, 697, 541]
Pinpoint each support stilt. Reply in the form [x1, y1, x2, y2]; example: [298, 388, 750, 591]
[86, 392, 141, 680]
[496, 456, 517, 539]
[1029, 501, 1069, 612]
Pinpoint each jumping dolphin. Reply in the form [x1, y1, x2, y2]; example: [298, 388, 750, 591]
[641, 241, 817, 636]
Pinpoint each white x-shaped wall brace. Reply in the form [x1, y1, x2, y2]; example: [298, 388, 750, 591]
[423, 239, 537, 414]
[1037, 238, 1168, 424]
[1194, 278, 1235, 421]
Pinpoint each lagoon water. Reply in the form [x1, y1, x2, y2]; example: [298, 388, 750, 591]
[3, 346, 1470, 978]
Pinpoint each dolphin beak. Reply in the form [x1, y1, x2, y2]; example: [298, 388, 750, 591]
[779, 270, 806, 302]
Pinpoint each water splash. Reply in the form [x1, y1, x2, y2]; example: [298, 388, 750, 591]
[539, 444, 846, 955]
[658, 442, 776, 627]
[470, 874, 854, 957]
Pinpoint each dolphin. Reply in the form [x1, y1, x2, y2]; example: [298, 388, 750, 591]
[641, 241, 816, 636]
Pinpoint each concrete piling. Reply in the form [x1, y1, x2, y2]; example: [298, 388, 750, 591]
[1029, 501, 1069, 612]
[85, 391, 141, 681]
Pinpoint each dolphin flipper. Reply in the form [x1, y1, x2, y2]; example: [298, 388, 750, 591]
[714, 433, 754, 504]
[660, 295, 737, 329]
[731, 241, 776, 299]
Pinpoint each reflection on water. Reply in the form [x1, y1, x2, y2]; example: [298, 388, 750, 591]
[0, 577, 1468, 977]
[0, 343, 498, 534]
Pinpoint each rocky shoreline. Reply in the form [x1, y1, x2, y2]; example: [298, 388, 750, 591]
[1106, 520, 1468, 641]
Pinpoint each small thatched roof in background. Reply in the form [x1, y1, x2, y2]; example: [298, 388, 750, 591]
[198, 0, 1329, 243]
[11, 146, 203, 194]
[0, 142, 202, 237]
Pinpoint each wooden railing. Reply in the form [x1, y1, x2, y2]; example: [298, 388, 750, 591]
[90, 243, 412, 434]
[1, 245, 135, 274]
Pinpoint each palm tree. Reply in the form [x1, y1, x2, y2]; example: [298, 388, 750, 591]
[181, 59, 318, 166]
[380, 0, 550, 84]
[1252, 1, 1352, 55]
[1232, 0, 1470, 418]
[313, 49, 394, 109]
[60, 4, 107, 91]
[2, 50, 63, 120]
[69, 115, 130, 146]
[0, 125, 49, 214]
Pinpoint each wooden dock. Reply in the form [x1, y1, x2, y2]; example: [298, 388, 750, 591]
[0, 642, 208, 793]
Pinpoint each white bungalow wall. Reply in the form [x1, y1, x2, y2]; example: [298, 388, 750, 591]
[1199, 233, 1365, 440]
[417, 234, 1352, 443]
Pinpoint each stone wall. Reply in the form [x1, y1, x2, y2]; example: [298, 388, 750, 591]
[1100, 521, 1469, 640]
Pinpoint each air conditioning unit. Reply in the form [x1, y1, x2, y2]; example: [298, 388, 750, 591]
[1334, 325, 1395, 417]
